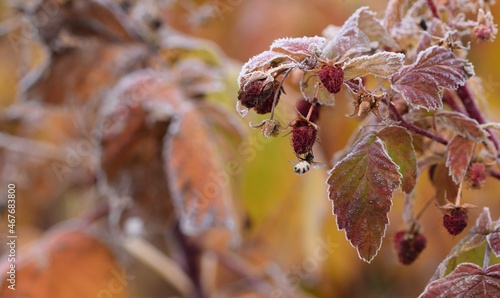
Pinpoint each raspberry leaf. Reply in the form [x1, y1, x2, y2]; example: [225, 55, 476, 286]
[238, 51, 293, 86]
[421, 263, 500, 298]
[343, 51, 405, 80]
[391, 46, 472, 110]
[357, 8, 400, 50]
[322, 7, 371, 59]
[436, 111, 488, 142]
[431, 208, 492, 281]
[377, 126, 417, 194]
[270, 36, 326, 56]
[446, 135, 476, 184]
[486, 221, 500, 257]
[327, 134, 401, 262]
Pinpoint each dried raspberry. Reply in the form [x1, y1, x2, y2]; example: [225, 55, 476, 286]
[318, 65, 344, 94]
[394, 230, 427, 265]
[291, 119, 317, 155]
[443, 208, 469, 236]
[238, 80, 271, 108]
[237, 80, 281, 115]
[473, 24, 497, 42]
[254, 81, 281, 114]
[467, 162, 487, 189]
[296, 99, 321, 123]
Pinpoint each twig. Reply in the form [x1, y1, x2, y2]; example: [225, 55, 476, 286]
[0, 131, 66, 161]
[388, 103, 449, 145]
[456, 85, 500, 151]
[426, 0, 439, 19]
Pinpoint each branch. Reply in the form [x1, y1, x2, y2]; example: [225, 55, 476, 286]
[388, 103, 449, 145]
[426, 0, 439, 19]
[456, 85, 500, 151]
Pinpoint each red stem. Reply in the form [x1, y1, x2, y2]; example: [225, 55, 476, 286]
[388, 103, 449, 145]
[426, 0, 439, 19]
[456, 85, 500, 151]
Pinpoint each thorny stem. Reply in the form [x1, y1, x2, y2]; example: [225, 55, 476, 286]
[388, 103, 449, 145]
[269, 68, 293, 120]
[426, 0, 439, 19]
[456, 85, 500, 151]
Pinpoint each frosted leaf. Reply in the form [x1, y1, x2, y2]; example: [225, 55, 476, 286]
[391, 46, 472, 110]
[421, 263, 500, 298]
[436, 111, 488, 142]
[343, 52, 405, 80]
[238, 51, 293, 86]
[270, 36, 326, 56]
[446, 135, 476, 184]
[322, 7, 372, 59]
[358, 8, 400, 50]
[327, 134, 401, 262]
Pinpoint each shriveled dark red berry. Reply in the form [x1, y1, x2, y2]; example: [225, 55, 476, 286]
[318, 65, 344, 94]
[254, 81, 281, 114]
[237, 80, 281, 114]
[467, 162, 487, 189]
[291, 119, 317, 155]
[443, 208, 469, 236]
[296, 99, 321, 123]
[394, 230, 427, 265]
[238, 80, 271, 108]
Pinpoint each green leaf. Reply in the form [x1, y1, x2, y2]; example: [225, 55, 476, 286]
[327, 134, 401, 262]
[377, 126, 417, 194]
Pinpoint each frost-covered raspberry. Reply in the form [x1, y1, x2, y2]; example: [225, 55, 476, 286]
[319, 65, 344, 94]
[394, 230, 427, 265]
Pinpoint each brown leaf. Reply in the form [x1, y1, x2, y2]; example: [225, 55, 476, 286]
[164, 102, 239, 240]
[446, 135, 476, 184]
[0, 228, 127, 298]
[21, 44, 148, 105]
[431, 163, 459, 207]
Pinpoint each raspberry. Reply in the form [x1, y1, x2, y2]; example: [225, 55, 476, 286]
[290, 119, 317, 155]
[296, 99, 321, 123]
[467, 162, 487, 189]
[318, 65, 344, 94]
[394, 230, 427, 265]
[443, 208, 468, 236]
[237, 80, 281, 114]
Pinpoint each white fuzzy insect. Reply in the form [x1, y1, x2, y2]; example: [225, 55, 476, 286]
[291, 152, 327, 175]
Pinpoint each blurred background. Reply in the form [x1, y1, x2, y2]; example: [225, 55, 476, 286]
[1, 0, 500, 297]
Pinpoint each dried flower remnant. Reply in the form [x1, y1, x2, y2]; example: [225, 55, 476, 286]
[250, 119, 286, 138]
